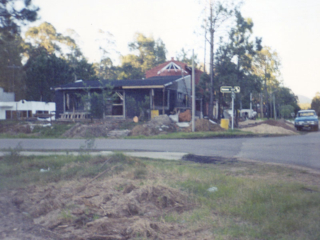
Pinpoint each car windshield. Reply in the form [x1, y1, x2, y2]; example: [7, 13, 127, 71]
[298, 112, 315, 117]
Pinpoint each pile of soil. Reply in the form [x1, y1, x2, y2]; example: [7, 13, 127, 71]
[240, 119, 298, 135]
[62, 119, 131, 138]
[184, 119, 225, 132]
[62, 122, 108, 138]
[0, 177, 195, 239]
[130, 115, 177, 136]
[0, 123, 32, 135]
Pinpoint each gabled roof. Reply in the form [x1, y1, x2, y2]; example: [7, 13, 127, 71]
[53, 75, 186, 91]
[145, 58, 203, 84]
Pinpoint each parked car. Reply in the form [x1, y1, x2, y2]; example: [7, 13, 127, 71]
[239, 109, 257, 120]
[294, 110, 319, 131]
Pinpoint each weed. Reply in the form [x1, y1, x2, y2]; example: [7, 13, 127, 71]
[60, 209, 74, 222]
[134, 167, 147, 179]
[3, 142, 23, 164]
[79, 137, 96, 154]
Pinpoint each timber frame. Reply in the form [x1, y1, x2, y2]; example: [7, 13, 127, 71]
[53, 75, 191, 120]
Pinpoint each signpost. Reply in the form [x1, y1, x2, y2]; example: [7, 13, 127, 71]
[220, 86, 240, 130]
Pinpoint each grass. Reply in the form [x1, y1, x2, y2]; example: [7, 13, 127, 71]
[145, 159, 320, 239]
[1, 153, 320, 239]
[126, 129, 255, 139]
[0, 153, 143, 190]
[0, 121, 75, 138]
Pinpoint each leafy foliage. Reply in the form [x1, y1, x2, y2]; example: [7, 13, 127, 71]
[118, 33, 167, 79]
[24, 48, 73, 101]
[25, 22, 77, 56]
[0, 0, 38, 37]
[0, 34, 26, 99]
[279, 105, 294, 118]
[311, 92, 320, 116]
[176, 48, 201, 69]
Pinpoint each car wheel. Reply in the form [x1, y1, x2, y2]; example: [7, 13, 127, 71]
[296, 126, 301, 131]
[314, 125, 319, 131]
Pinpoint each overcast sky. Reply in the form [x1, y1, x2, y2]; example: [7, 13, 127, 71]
[28, 0, 320, 100]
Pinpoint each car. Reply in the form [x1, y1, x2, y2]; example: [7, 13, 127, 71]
[294, 110, 319, 131]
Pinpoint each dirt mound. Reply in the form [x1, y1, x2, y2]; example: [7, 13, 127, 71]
[62, 120, 133, 138]
[184, 119, 225, 132]
[130, 115, 177, 136]
[1, 175, 194, 240]
[240, 119, 298, 135]
[62, 123, 108, 138]
[0, 123, 32, 135]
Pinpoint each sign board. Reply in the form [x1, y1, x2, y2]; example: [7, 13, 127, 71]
[220, 86, 240, 93]
[234, 86, 240, 93]
[220, 86, 240, 130]
[220, 86, 233, 93]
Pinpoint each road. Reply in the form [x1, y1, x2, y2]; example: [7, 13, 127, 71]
[0, 131, 320, 170]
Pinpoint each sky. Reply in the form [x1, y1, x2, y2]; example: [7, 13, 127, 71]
[26, 0, 320, 100]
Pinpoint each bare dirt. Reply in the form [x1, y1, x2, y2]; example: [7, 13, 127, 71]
[239, 119, 298, 135]
[1, 155, 320, 239]
[1, 117, 300, 138]
[62, 120, 133, 138]
[0, 175, 196, 239]
[130, 115, 178, 137]
[0, 122, 32, 135]
[184, 119, 225, 133]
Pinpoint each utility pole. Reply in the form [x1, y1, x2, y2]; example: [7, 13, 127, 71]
[209, 0, 215, 119]
[192, 50, 195, 132]
[260, 93, 263, 118]
[273, 93, 276, 120]
[204, 28, 206, 73]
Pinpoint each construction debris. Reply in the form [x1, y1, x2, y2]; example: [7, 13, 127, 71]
[184, 119, 225, 132]
[130, 115, 177, 136]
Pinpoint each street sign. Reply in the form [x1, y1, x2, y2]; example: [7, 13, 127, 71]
[220, 86, 240, 130]
[220, 86, 233, 93]
[220, 86, 240, 93]
[234, 86, 240, 93]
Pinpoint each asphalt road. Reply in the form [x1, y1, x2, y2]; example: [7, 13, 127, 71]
[0, 131, 320, 170]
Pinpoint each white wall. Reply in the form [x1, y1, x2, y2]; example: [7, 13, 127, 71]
[0, 100, 56, 120]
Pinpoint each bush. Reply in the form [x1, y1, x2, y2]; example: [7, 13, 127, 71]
[280, 105, 294, 118]
[311, 92, 320, 116]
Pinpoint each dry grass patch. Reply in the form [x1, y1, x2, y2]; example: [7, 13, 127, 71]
[1, 154, 320, 239]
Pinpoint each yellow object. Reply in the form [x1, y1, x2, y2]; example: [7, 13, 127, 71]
[220, 119, 229, 130]
[151, 110, 159, 119]
[133, 116, 139, 123]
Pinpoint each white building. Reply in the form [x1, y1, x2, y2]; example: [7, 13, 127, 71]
[0, 88, 56, 120]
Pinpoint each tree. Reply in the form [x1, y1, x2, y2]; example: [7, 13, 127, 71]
[214, 10, 262, 118]
[202, 0, 235, 119]
[93, 57, 120, 80]
[275, 87, 300, 116]
[227, 11, 262, 103]
[25, 22, 77, 56]
[0, 0, 38, 38]
[253, 46, 281, 117]
[176, 48, 199, 67]
[74, 58, 96, 81]
[311, 92, 320, 116]
[24, 48, 73, 101]
[118, 33, 167, 79]
[0, 33, 26, 99]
